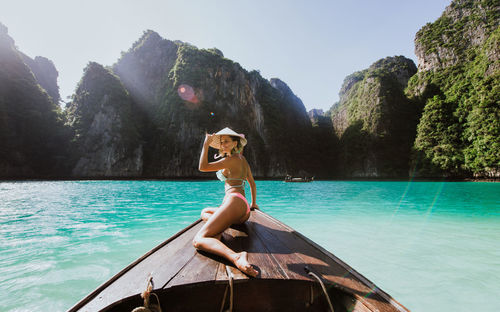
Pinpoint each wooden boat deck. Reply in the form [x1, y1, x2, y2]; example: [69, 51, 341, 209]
[69, 210, 409, 312]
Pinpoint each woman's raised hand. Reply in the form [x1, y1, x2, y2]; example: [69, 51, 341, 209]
[204, 133, 215, 145]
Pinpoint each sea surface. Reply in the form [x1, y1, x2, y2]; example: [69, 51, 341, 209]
[0, 180, 499, 312]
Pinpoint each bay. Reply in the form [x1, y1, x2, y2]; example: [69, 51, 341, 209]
[0, 180, 499, 311]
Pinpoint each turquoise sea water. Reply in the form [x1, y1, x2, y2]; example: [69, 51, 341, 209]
[0, 180, 499, 312]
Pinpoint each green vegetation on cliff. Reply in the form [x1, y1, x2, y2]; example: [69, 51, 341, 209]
[330, 56, 418, 177]
[408, 0, 499, 177]
[68, 62, 141, 148]
[0, 23, 70, 177]
[164, 42, 319, 176]
[415, 0, 499, 57]
[67, 62, 143, 176]
[3, 0, 498, 179]
[111, 30, 318, 177]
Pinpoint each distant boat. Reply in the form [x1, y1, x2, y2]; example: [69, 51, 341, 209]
[68, 209, 409, 312]
[285, 175, 314, 182]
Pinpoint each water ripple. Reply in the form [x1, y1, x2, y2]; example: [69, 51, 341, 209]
[0, 180, 499, 312]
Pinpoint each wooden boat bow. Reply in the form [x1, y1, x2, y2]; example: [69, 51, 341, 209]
[68, 210, 409, 312]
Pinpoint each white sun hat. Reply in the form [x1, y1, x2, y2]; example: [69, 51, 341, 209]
[209, 127, 247, 150]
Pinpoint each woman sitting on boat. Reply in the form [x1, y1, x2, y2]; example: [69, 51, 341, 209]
[193, 127, 258, 277]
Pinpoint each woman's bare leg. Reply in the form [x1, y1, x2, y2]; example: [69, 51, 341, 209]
[193, 198, 257, 277]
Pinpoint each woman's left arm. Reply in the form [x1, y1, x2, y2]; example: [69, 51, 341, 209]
[245, 159, 259, 210]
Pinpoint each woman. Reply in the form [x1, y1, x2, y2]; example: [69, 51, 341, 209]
[193, 127, 258, 277]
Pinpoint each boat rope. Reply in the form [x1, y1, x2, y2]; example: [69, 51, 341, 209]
[219, 283, 228, 312]
[304, 265, 334, 312]
[131, 276, 162, 312]
[219, 265, 234, 312]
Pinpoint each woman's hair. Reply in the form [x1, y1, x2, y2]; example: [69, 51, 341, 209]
[218, 135, 244, 157]
[230, 136, 244, 154]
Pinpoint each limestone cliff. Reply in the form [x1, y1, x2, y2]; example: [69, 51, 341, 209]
[66, 62, 143, 177]
[330, 56, 418, 178]
[309, 109, 339, 177]
[414, 0, 499, 72]
[20, 54, 60, 104]
[0, 22, 69, 178]
[269, 78, 310, 130]
[408, 0, 500, 178]
[113, 30, 178, 113]
[102, 31, 319, 178]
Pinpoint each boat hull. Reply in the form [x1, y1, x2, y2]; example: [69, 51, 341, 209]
[102, 279, 356, 312]
[69, 210, 409, 312]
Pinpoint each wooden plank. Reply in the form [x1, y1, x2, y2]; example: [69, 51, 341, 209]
[244, 214, 312, 281]
[253, 211, 408, 312]
[220, 227, 250, 281]
[253, 211, 350, 279]
[73, 221, 203, 312]
[253, 212, 383, 306]
[339, 294, 374, 312]
[71, 210, 409, 312]
[275, 211, 409, 312]
[166, 222, 266, 287]
[226, 264, 248, 281]
[215, 262, 228, 282]
[214, 221, 288, 281]
[166, 249, 221, 287]
[240, 222, 288, 280]
[186, 226, 251, 283]
[291, 227, 410, 312]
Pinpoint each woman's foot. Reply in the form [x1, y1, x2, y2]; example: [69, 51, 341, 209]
[232, 252, 258, 277]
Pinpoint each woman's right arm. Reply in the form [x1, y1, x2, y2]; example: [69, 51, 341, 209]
[199, 134, 227, 172]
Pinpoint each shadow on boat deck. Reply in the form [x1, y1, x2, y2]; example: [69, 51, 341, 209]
[69, 210, 409, 312]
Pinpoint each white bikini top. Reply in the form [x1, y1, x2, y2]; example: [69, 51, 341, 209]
[216, 170, 245, 190]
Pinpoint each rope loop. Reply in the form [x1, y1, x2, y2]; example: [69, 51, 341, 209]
[131, 276, 162, 312]
[304, 265, 334, 312]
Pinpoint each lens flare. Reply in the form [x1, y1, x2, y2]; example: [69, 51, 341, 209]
[177, 84, 199, 105]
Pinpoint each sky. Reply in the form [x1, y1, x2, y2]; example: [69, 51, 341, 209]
[0, 0, 451, 111]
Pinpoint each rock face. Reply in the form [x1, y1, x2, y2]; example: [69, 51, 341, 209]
[20, 54, 60, 104]
[329, 56, 418, 178]
[0, 23, 69, 178]
[67, 31, 320, 178]
[0, 25, 325, 179]
[308, 109, 338, 177]
[266, 78, 315, 176]
[269, 78, 310, 130]
[66, 62, 143, 177]
[414, 0, 498, 72]
[113, 31, 178, 112]
[5, 0, 496, 180]
[408, 0, 500, 178]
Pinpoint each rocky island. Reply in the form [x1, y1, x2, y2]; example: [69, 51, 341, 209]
[0, 0, 498, 180]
